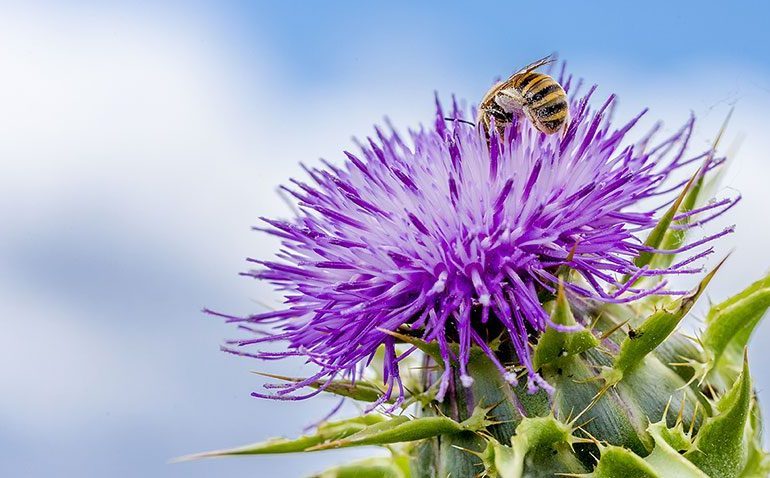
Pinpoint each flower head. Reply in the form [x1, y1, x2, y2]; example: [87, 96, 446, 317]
[215, 65, 734, 407]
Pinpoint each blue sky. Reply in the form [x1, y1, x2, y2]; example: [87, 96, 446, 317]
[233, 1, 770, 74]
[1, 2, 769, 477]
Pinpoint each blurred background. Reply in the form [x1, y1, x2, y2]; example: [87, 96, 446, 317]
[1, 1, 769, 476]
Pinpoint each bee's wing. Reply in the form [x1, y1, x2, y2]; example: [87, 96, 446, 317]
[511, 55, 555, 78]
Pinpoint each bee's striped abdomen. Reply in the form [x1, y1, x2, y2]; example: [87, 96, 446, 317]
[517, 73, 568, 134]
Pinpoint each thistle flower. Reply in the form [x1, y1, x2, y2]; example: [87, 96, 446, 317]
[213, 66, 735, 406]
[191, 63, 770, 478]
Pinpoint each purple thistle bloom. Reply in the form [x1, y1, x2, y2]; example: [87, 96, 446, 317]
[216, 66, 735, 407]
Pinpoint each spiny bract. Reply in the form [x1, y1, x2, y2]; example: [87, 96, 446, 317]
[192, 63, 770, 478]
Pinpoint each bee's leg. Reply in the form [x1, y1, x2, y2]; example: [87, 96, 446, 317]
[477, 107, 495, 134]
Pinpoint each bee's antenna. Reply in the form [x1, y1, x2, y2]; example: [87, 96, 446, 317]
[444, 117, 476, 127]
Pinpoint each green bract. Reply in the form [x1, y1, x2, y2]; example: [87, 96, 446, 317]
[184, 266, 770, 477]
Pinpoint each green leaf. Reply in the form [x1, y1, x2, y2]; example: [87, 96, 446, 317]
[587, 446, 658, 478]
[741, 448, 770, 476]
[643, 421, 708, 478]
[312, 455, 410, 478]
[485, 416, 583, 477]
[605, 261, 722, 386]
[252, 372, 387, 403]
[628, 164, 702, 275]
[583, 419, 708, 477]
[741, 425, 770, 478]
[533, 282, 599, 369]
[699, 273, 770, 385]
[311, 406, 493, 451]
[174, 414, 386, 460]
[738, 394, 769, 477]
[685, 350, 753, 478]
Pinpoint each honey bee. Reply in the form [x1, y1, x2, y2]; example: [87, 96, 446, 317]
[477, 55, 569, 136]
